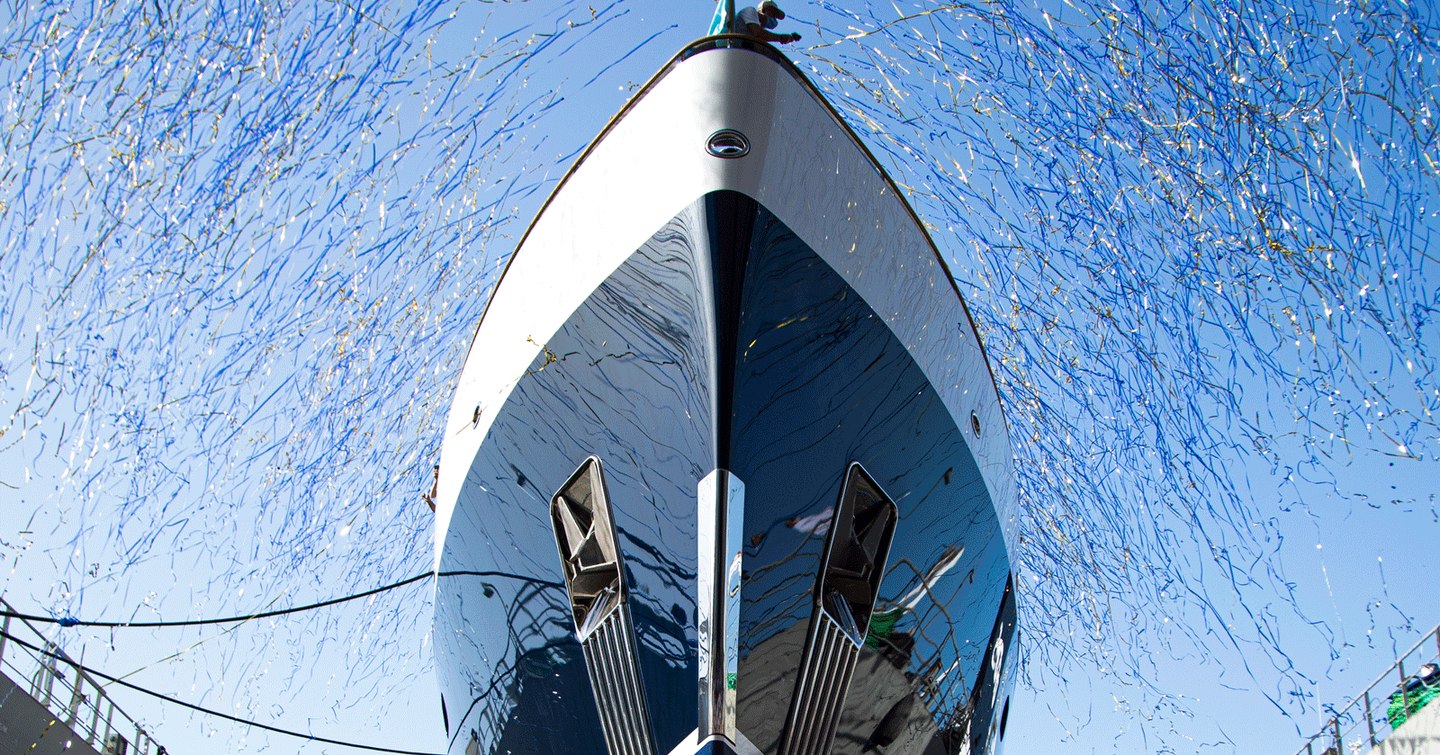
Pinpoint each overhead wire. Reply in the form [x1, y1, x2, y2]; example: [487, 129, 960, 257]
[0, 570, 561, 628]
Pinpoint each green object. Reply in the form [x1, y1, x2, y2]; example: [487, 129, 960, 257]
[866, 607, 906, 648]
[1387, 683, 1440, 729]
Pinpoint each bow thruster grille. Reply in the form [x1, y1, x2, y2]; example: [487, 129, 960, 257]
[551, 457, 657, 755]
[780, 463, 899, 755]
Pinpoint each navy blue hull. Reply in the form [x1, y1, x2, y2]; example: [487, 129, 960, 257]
[434, 193, 1015, 755]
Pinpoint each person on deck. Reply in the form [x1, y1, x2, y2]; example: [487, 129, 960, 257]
[737, 1, 801, 45]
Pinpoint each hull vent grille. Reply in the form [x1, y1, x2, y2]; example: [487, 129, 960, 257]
[780, 462, 899, 755]
[583, 608, 655, 755]
[781, 611, 863, 755]
[551, 457, 657, 755]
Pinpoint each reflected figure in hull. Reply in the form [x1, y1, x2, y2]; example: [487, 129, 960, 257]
[431, 36, 1020, 755]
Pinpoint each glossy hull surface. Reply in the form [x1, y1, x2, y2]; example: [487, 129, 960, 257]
[433, 39, 1018, 755]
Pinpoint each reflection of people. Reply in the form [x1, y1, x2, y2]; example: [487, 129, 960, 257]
[738, 1, 801, 45]
[786, 506, 832, 535]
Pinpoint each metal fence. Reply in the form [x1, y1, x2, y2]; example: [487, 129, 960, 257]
[0, 598, 165, 755]
[1293, 624, 1440, 755]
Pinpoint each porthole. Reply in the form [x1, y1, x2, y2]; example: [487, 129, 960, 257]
[706, 129, 750, 158]
[970, 411, 982, 437]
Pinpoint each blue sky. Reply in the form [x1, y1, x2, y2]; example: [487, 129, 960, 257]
[1, 1, 1436, 753]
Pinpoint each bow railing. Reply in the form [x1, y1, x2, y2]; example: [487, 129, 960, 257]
[1, 597, 165, 755]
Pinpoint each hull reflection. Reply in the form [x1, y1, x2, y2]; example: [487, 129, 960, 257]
[432, 38, 1018, 755]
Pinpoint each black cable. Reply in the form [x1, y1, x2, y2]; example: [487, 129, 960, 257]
[0, 570, 562, 628]
[0, 629, 447, 755]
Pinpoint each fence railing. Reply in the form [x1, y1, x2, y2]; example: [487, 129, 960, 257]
[1293, 624, 1440, 755]
[0, 598, 166, 755]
